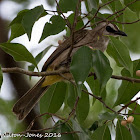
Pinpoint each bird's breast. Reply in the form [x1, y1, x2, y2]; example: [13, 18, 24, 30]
[93, 35, 109, 52]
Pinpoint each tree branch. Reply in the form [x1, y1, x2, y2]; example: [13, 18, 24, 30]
[89, 72, 140, 83]
[82, 0, 118, 29]
[67, 0, 81, 61]
[2, 67, 140, 83]
[111, 19, 140, 24]
[1, 67, 69, 76]
[118, 97, 140, 113]
[111, 75, 140, 83]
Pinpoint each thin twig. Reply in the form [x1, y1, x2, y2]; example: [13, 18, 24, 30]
[132, 103, 138, 114]
[111, 75, 140, 83]
[122, 113, 140, 115]
[89, 72, 140, 83]
[82, 0, 118, 29]
[81, 0, 140, 29]
[111, 19, 140, 24]
[67, 96, 79, 121]
[117, 97, 140, 113]
[82, 89, 117, 113]
[26, 112, 66, 131]
[106, 0, 140, 20]
[112, 12, 123, 21]
[67, 0, 81, 61]
[55, 0, 71, 29]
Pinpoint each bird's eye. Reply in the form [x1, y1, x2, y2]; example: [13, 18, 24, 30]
[106, 26, 116, 33]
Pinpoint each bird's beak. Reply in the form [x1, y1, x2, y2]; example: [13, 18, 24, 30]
[115, 30, 127, 36]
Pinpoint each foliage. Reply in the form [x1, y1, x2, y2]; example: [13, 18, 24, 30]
[0, 0, 140, 139]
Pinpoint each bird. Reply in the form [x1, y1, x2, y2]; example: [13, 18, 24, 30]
[12, 22, 127, 120]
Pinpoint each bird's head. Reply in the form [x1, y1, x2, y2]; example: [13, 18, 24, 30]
[96, 22, 127, 37]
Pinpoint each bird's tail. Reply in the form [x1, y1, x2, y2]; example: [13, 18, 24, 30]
[13, 77, 49, 120]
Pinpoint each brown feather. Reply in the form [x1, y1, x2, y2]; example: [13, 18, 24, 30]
[13, 77, 49, 120]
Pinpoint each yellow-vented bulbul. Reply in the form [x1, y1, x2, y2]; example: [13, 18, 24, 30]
[13, 22, 127, 120]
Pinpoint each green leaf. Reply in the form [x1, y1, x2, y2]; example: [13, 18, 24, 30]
[107, 43, 122, 67]
[0, 65, 3, 91]
[85, 0, 90, 12]
[66, 13, 84, 36]
[84, 100, 104, 128]
[72, 120, 91, 140]
[22, 5, 44, 40]
[76, 86, 90, 124]
[0, 98, 16, 127]
[49, 121, 77, 140]
[9, 9, 29, 42]
[40, 82, 67, 122]
[10, 9, 29, 26]
[114, 1, 124, 29]
[87, 0, 99, 10]
[85, 79, 107, 126]
[0, 43, 37, 68]
[39, 15, 66, 43]
[89, 121, 98, 131]
[59, 0, 78, 13]
[67, 83, 89, 124]
[91, 125, 111, 140]
[86, 76, 106, 103]
[0, 98, 13, 115]
[9, 23, 25, 42]
[92, 50, 113, 90]
[28, 45, 52, 72]
[130, 124, 140, 140]
[114, 60, 140, 106]
[115, 1, 124, 11]
[70, 46, 93, 94]
[124, 0, 140, 15]
[39, 10, 48, 19]
[116, 120, 131, 140]
[110, 37, 133, 76]
[86, 76, 98, 95]
[9, 7, 47, 42]
[67, 83, 78, 109]
[121, 8, 140, 53]
[99, 112, 121, 121]
[101, 0, 115, 12]
[66, 13, 84, 37]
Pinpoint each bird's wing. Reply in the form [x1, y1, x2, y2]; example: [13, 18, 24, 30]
[41, 29, 88, 71]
